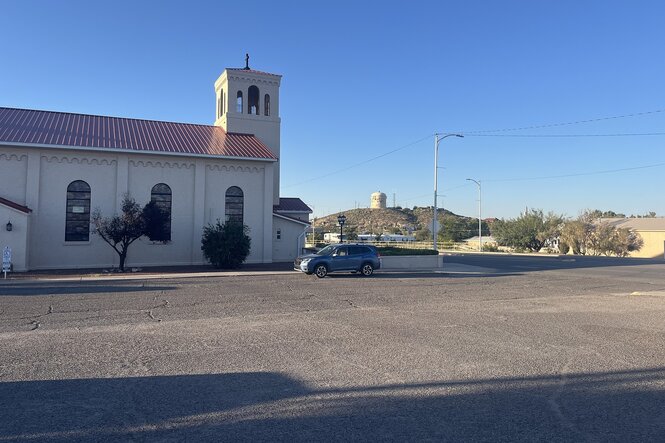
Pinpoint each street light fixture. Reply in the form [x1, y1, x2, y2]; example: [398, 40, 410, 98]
[433, 133, 464, 250]
[337, 213, 347, 243]
[466, 178, 482, 252]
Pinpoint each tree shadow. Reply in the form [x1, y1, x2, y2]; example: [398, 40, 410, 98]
[1, 367, 663, 441]
[446, 253, 665, 274]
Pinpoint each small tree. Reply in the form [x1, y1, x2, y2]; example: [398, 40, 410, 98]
[612, 228, 643, 257]
[414, 228, 430, 242]
[201, 221, 251, 269]
[492, 209, 563, 252]
[92, 195, 146, 271]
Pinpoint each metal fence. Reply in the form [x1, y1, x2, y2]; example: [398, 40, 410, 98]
[304, 240, 480, 251]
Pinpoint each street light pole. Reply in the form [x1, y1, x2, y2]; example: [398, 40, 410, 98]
[337, 213, 347, 243]
[433, 133, 464, 250]
[466, 178, 482, 252]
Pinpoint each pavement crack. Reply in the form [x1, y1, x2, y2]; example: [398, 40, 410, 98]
[29, 320, 40, 330]
[342, 299, 358, 308]
[547, 355, 592, 441]
[20, 304, 54, 321]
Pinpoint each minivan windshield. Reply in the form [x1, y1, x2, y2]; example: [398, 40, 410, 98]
[316, 245, 336, 256]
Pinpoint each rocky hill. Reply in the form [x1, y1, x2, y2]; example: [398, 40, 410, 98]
[314, 206, 470, 237]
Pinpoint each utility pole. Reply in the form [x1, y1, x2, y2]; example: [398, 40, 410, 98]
[433, 133, 464, 250]
[466, 178, 482, 252]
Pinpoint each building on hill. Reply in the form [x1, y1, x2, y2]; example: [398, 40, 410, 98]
[371, 191, 387, 209]
[0, 59, 311, 271]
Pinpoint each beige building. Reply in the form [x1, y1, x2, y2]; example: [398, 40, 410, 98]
[0, 62, 310, 271]
[599, 218, 665, 258]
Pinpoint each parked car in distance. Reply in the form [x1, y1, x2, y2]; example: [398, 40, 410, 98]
[294, 244, 381, 278]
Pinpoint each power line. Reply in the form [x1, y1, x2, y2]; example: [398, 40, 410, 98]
[285, 108, 665, 188]
[484, 162, 665, 183]
[466, 132, 665, 138]
[282, 133, 432, 188]
[455, 108, 665, 134]
[402, 183, 474, 204]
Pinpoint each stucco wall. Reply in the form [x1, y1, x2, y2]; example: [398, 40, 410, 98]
[273, 216, 307, 262]
[630, 230, 665, 258]
[214, 70, 281, 205]
[0, 145, 275, 269]
[0, 151, 28, 204]
[0, 205, 29, 272]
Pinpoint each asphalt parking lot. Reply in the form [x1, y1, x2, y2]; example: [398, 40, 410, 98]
[1, 255, 664, 441]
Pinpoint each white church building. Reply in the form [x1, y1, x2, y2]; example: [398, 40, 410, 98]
[0, 60, 311, 271]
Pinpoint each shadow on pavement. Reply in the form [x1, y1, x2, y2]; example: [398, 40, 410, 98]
[0, 283, 177, 297]
[326, 272, 522, 279]
[445, 253, 665, 274]
[1, 367, 664, 441]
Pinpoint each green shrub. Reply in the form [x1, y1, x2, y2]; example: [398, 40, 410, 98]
[482, 243, 499, 252]
[201, 221, 251, 269]
[378, 247, 438, 256]
[558, 242, 570, 254]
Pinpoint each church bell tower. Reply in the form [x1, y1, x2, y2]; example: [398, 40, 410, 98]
[214, 54, 282, 205]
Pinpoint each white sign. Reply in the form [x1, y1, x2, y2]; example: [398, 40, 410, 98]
[2, 246, 10, 274]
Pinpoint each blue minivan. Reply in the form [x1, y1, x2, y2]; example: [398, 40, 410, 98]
[294, 244, 381, 278]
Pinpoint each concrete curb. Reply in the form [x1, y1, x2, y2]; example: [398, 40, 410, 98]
[0, 265, 495, 285]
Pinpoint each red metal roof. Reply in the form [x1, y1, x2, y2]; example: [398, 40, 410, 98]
[0, 196, 32, 214]
[0, 107, 277, 160]
[273, 198, 312, 213]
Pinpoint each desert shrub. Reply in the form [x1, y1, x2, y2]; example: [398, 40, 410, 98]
[558, 242, 570, 254]
[201, 221, 251, 269]
[482, 243, 499, 252]
[377, 247, 438, 256]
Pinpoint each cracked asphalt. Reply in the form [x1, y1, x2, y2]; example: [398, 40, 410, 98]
[1, 255, 664, 442]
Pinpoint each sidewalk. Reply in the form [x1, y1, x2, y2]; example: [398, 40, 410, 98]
[0, 261, 492, 285]
[0, 262, 296, 284]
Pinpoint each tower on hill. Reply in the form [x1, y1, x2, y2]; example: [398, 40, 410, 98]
[371, 191, 387, 209]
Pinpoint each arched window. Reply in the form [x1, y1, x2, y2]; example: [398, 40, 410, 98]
[148, 183, 172, 242]
[264, 94, 270, 116]
[248, 85, 259, 115]
[222, 90, 225, 116]
[65, 180, 91, 242]
[225, 186, 244, 224]
[236, 91, 243, 113]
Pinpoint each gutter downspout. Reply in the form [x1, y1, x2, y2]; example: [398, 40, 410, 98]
[297, 227, 309, 257]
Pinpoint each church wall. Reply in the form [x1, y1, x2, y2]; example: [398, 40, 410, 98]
[0, 205, 29, 272]
[126, 157, 198, 266]
[0, 145, 275, 269]
[272, 217, 307, 262]
[31, 150, 119, 269]
[0, 149, 28, 204]
[204, 161, 270, 263]
[215, 70, 282, 206]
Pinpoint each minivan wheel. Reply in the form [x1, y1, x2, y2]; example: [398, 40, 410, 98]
[360, 263, 374, 276]
[314, 264, 328, 278]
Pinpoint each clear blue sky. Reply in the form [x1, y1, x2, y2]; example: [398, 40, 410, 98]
[2, 0, 665, 220]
